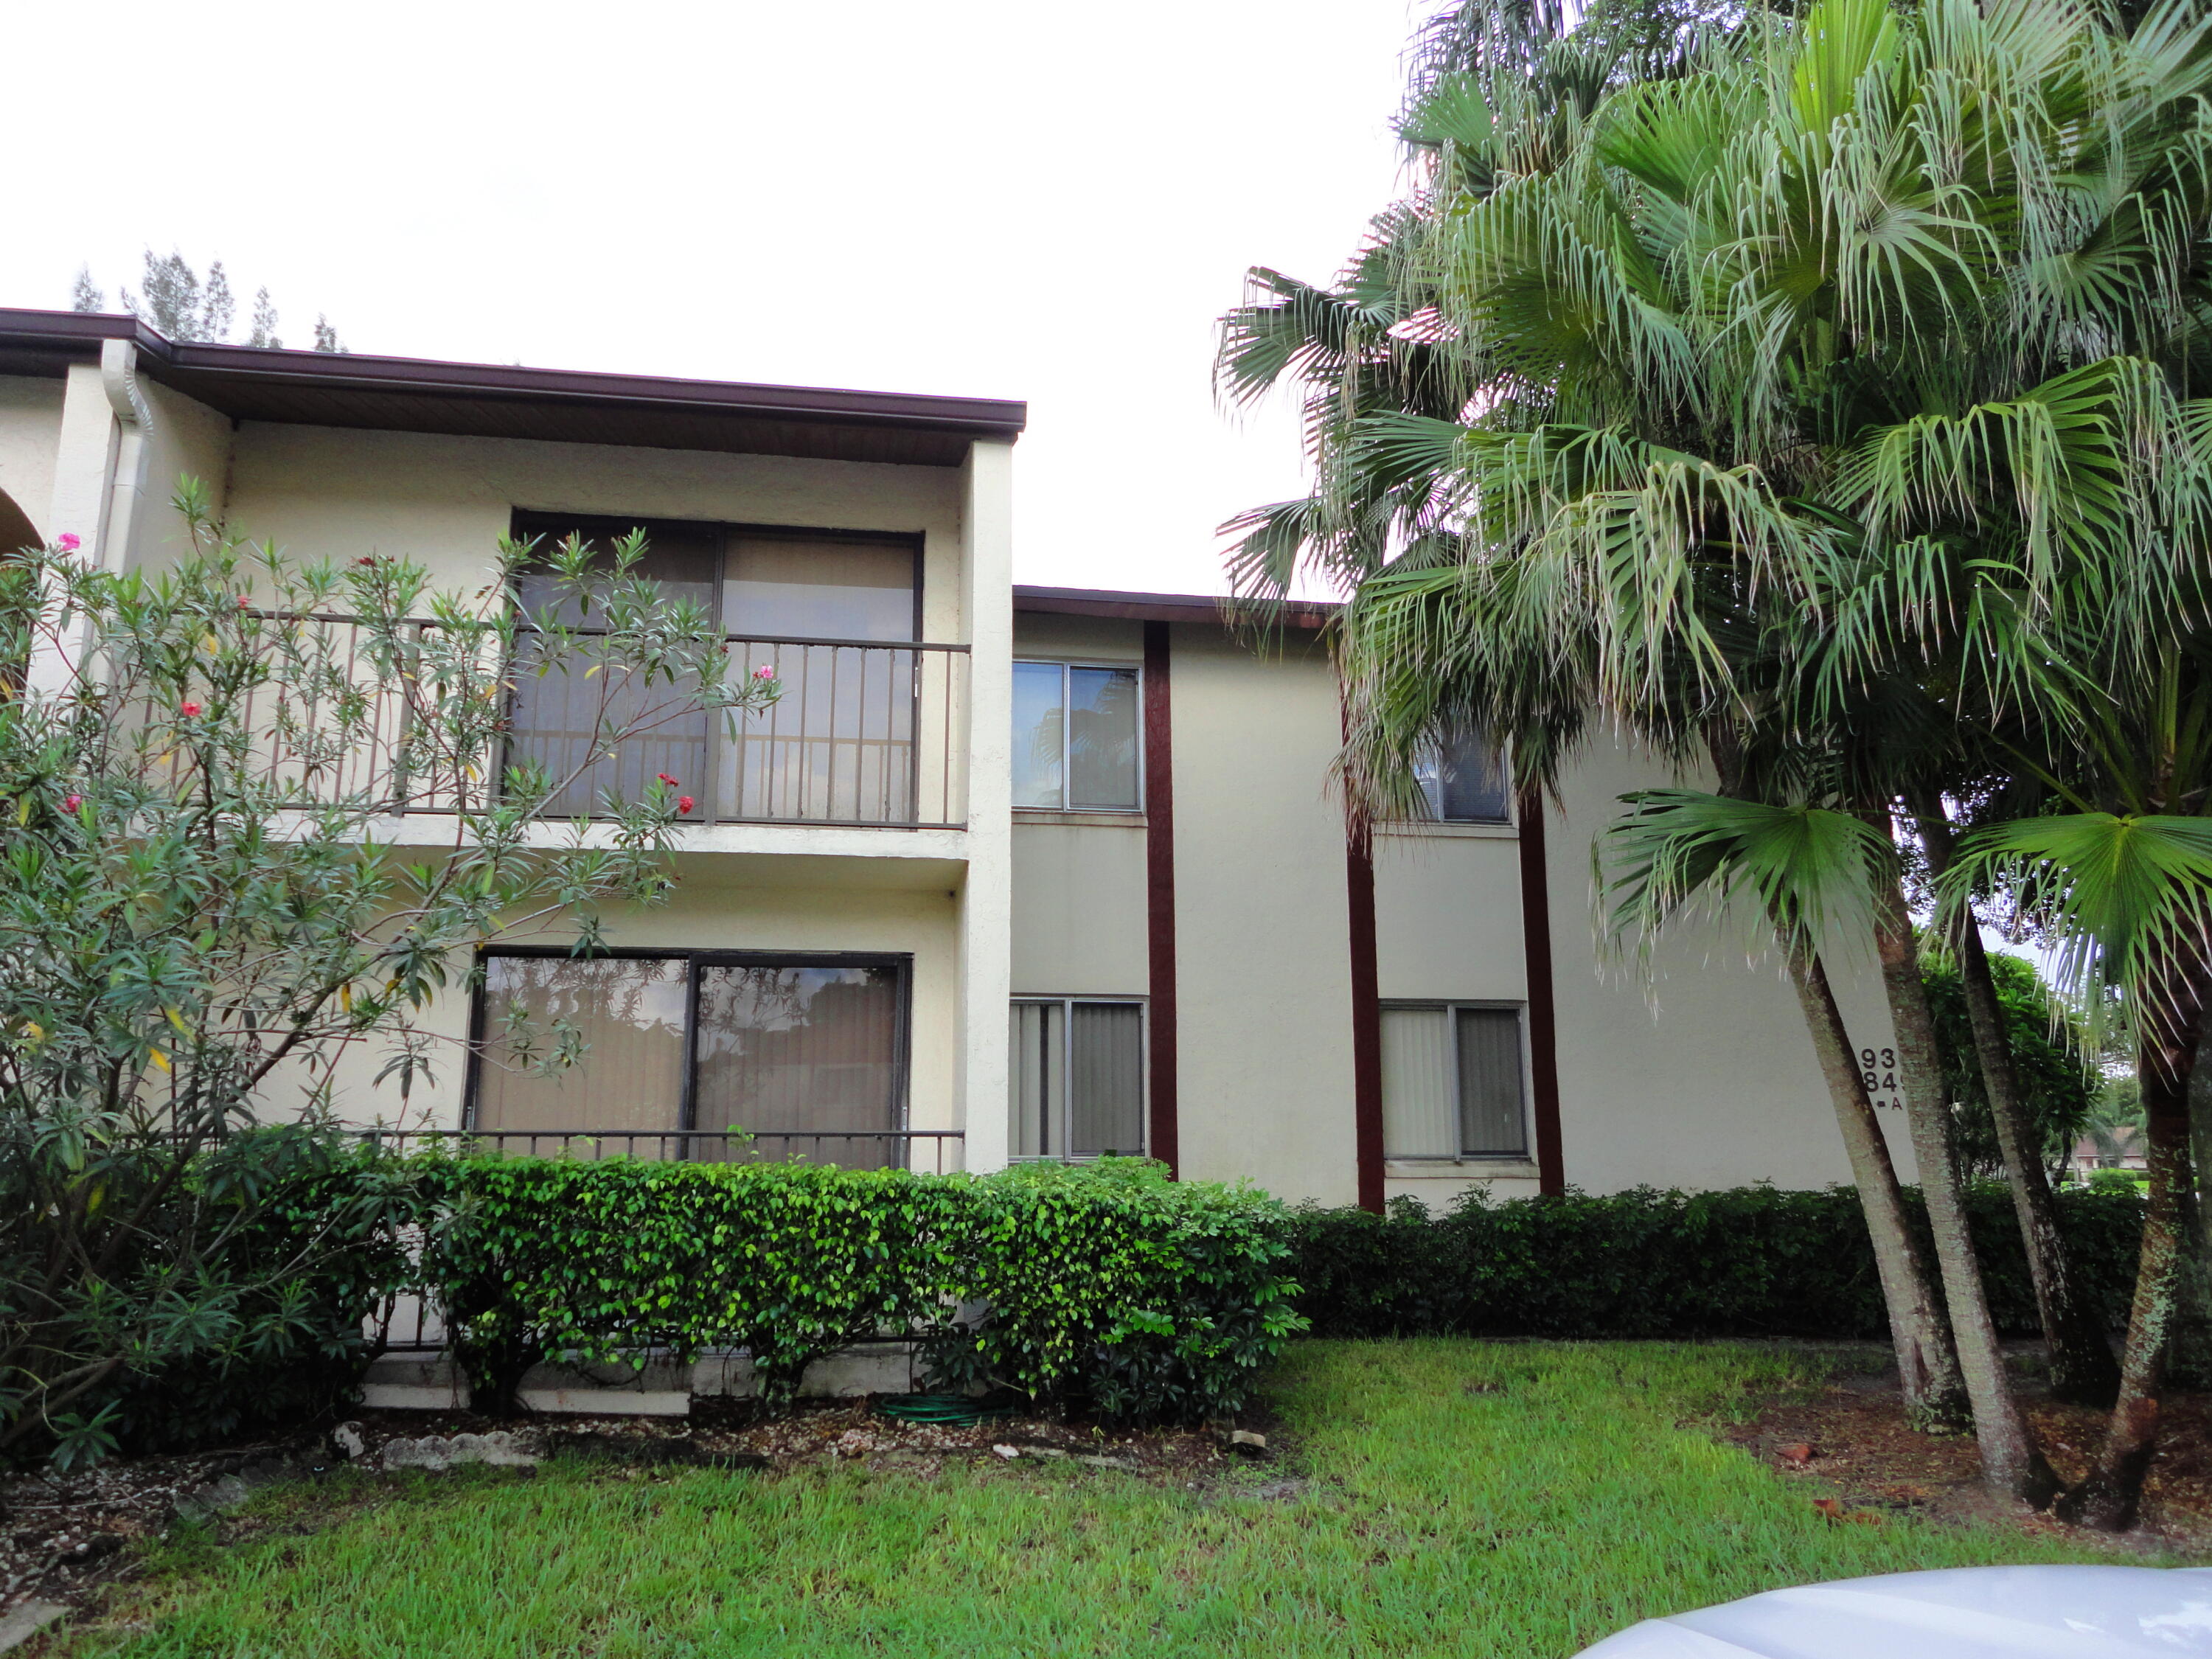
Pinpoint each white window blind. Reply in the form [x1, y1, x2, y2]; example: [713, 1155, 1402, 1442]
[1009, 998, 1145, 1157]
[1380, 1004, 1528, 1158]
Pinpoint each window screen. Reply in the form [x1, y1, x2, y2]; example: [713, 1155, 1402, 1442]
[1009, 998, 1144, 1157]
[1379, 1004, 1527, 1158]
[1011, 661, 1140, 810]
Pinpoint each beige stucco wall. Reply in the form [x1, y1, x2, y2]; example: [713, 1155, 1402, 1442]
[1009, 612, 1150, 1001]
[1538, 742, 1913, 1196]
[0, 374, 63, 542]
[205, 422, 967, 641]
[128, 381, 234, 559]
[1008, 614, 1910, 1208]
[1371, 821, 1540, 1206]
[1168, 625, 1362, 1206]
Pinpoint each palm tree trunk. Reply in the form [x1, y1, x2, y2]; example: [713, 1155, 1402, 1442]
[2059, 964, 2208, 1530]
[1909, 793, 2121, 1407]
[1871, 864, 2059, 1506]
[1781, 934, 1969, 1428]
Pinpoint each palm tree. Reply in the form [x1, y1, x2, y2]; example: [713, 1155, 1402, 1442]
[1221, 0, 2212, 1512]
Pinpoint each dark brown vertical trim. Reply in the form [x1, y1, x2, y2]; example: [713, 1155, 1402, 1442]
[1517, 787, 1565, 1196]
[1346, 832, 1385, 1213]
[1143, 621, 1180, 1178]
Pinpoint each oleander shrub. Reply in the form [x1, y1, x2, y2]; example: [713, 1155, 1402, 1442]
[1283, 1183, 2143, 1342]
[1, 1125, 420, 1467]
[414, 1154, 1303, 1422]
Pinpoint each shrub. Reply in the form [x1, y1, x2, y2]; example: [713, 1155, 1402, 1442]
[0, 1126, 419, 1467]
[1283, 1183, 2143, 1343]
[415, 1155, 1303, 1422]
[929, 1159, 1304, 1420]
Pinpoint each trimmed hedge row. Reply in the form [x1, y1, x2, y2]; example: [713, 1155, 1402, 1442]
[1281, 1183, 2145, 1341]
[420, 1155, 1302, 1421]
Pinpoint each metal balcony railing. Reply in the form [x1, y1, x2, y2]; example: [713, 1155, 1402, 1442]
[507, 632, 970, 829]
[164, 615, 970, 830]
[353, 1125, 965, 1173]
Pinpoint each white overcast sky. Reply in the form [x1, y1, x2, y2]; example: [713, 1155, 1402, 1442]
[7, 0, 1420, 597]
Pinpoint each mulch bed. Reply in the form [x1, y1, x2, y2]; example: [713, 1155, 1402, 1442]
[0, 1397, 1276, 1621]
[1721, 1347, 2212, 1553]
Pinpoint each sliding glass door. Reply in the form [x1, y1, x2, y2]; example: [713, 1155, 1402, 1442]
[470, 951, 908, 1165]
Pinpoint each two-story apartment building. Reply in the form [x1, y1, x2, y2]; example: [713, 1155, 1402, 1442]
[0, 310, 1913, 1211]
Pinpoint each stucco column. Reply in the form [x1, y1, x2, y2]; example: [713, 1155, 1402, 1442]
[23, 362, 125, 700]
[955, 439, 1015, 1172]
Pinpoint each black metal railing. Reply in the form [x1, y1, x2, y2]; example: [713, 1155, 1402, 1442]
[506, 631, 970, 828]
[159, 615, 970, 829]
[355, 1126, 965, 1174]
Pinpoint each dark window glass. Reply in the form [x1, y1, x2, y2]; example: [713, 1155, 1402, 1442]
[692, 964, 903, 1169]
[1413, 727, 1510, 822]
[469, 953, 907, 1166]
[1011, 661, 1140, 811]
[1455, 1006, 1527, 1155]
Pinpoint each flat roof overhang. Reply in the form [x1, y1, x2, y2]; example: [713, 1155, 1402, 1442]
[0, 309, 1026, 467]
[1013, 583, 1335, 630]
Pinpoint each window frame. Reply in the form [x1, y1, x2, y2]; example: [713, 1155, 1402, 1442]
[1377, 998, 1531, 1161]
[509, 512, 927, 646]
[1009, 657, 1146, 814]
[464, 945, 914, 1139]
[1007, 994, 1149, 1160]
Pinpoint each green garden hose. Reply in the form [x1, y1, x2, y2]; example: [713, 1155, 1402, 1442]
[874, 1393, 1017, 1427]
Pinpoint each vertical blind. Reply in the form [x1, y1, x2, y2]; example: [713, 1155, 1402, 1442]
[1008, 999, 1144, 1157]
[473, 956, 691, 1144]
[1378, 1005, 1528, 1158]
[470, 955, 905, 1166]
[691, 965, 902, 1166]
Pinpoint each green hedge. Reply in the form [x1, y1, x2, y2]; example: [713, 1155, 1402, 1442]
[417, 1155, 1301, 1422]
[1281, 1183, 2144, 1341]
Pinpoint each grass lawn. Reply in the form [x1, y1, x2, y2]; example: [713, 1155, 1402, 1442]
[54, 1340, 2181, 1658]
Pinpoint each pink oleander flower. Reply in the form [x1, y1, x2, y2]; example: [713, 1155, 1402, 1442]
[752, 664, 776, 681]
[57, 533, 80, 552]
[63, 794, 82, 813]
[657, 773, 678, 786]
[179, 701, 202, 717]
[677, 796, 695, 815]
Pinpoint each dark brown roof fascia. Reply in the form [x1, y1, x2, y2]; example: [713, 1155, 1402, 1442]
[1013, 584, 1335, 631]
[0, 310, 1026, 461]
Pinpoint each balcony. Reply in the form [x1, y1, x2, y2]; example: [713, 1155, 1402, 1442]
[219, 615, 970, 830]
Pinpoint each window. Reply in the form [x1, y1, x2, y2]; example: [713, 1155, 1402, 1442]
[1379, 1004, 1527, 1158]
[470, 950, 908, 1166]
[1411, 726, 1511, 823]
[1012, 661, 1141, 811]
[1008, 998, 1145, 1158]
[504, 514, 923, 821]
